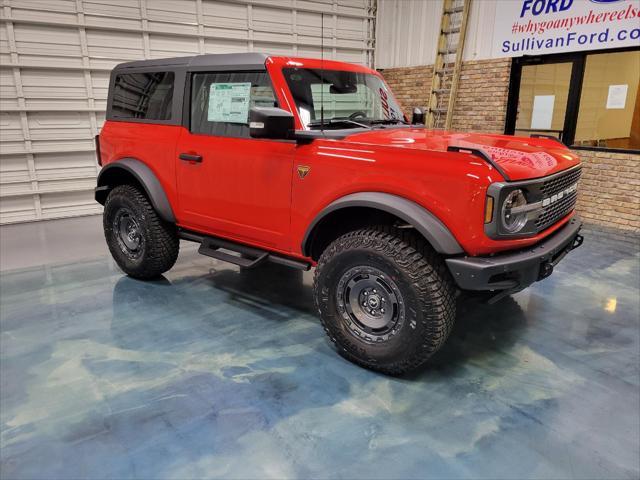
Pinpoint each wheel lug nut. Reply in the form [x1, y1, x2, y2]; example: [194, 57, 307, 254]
[381, 309, 385, 313]
[364, 292, 368, 296]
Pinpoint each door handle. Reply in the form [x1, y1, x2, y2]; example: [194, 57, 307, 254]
[179, 153, 203, 163]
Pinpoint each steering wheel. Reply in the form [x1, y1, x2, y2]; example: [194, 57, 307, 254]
[349, 111, 367, 120]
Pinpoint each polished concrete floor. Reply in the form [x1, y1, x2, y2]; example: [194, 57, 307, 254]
[1, 217, 639, 479]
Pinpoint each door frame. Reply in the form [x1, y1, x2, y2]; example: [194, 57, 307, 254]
[505, 52, 585, 146]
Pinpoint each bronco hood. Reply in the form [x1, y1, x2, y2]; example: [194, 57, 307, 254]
[342, 128, 581, 181]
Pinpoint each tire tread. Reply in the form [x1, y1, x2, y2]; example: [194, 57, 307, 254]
[313, 225, 456, 375]
[104, 184, 179, 279]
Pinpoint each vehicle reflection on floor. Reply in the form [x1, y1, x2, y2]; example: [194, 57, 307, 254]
[1, 227, 638, 479]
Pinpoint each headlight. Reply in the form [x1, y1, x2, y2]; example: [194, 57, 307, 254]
[501, 189, 528, 233]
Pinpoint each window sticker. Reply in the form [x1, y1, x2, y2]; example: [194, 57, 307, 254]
[207, 82, 251, 123]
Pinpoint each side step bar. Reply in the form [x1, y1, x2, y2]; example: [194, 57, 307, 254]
[178, 230, 311, 271]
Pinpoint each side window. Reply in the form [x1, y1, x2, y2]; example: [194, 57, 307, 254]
[112, 72, 174, 120]
[190, 71, 277, 137]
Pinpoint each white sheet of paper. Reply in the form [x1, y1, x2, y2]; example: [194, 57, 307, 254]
[606, 84, 628, 109]
[530, 95, 555, 130]
[207, 82, 251, 123]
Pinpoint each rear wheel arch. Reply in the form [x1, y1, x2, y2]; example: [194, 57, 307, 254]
[96, 158, 175, 223]
[302, 193, 463, 260]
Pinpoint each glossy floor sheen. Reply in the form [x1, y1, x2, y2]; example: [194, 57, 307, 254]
[1, 222, 639, 480]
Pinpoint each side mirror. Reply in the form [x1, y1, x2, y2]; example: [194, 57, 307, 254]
[411, 107, 425, 125]
[249, 107, 294, 139]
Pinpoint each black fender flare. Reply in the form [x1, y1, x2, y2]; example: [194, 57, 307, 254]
[95, 158, 176, 223]
[302, 192, 464, 256]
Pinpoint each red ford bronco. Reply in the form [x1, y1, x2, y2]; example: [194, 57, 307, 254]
[95, 53, 583, 374]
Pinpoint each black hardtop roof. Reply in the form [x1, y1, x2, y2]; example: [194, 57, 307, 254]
[113, 53, 270, 71]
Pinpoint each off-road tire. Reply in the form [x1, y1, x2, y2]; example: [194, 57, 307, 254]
[313, 226, 457, 375]
[103, 184, 179, 279]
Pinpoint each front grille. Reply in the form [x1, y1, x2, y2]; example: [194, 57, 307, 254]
[535, 167, 581, 231]
[535, 190, 578, 231]
[540, 167, 582, 197]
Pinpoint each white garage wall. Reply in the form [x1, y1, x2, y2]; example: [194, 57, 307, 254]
[0, 0, 376, 224]
[375, 0, 499, 68]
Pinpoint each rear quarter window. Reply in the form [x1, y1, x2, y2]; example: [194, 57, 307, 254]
[111, 72, 174, 121]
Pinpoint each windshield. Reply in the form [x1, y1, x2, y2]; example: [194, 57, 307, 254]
[282, 68, 405, 129]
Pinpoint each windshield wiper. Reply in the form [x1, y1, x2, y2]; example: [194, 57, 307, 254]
[368, 118, 409, 125]
[307, 117, 371, 129]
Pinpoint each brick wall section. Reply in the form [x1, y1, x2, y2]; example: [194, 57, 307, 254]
[573, 149, 640, 232]
[377, 65, 433, 118]
[380, 58, 511, 133]
[450, 58, 511, 133]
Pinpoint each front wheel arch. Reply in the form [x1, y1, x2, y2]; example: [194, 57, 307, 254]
[302, 193, 464, 260]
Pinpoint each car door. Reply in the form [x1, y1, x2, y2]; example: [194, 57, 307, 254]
[175, 70, 295, 251]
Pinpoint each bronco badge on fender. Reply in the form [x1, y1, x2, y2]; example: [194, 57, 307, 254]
[297, 165, 311, 178]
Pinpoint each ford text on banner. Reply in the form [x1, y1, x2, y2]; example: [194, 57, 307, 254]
[493, 0, 640, 58]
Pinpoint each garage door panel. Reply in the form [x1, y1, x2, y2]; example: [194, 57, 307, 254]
[337, 17, 367, 39]
[0, 97, 20, 110]
[90, 72, 111, 101]
[338, 0, 371, 16]
[203, 26, 248, 41]
[7, 0, 76, 14]
[253, 0, 293, 9]
[297, 46, 323, 58]
[26, 99, 95, 110]
[38, 177, 96, 194]
[253, 6, 293, 32]
[83, 15, 143, 31]
[204, 39, 248, 54]
[10, 8, 77, 26]
[297, 11, 323, 32]
[34, 151, 96, 175]
[147, 0, 197, 25]
[0, 195, 37, 223]
[148, 22, 199, 37]
[0, 0, 374, 224]
[148, 35, 199, 58]
[253, 43, 298, 56]
[31, 139, 95, 154]
[21, 70, 86, 101]
[40, 190, 100, 220]
[86, 30, 144, 60]
[0, 112, 23, 143]
[82, 0, 141, 20]
[27, 112, 92, 141]
[0, 181, 33, 197]
[336, 38, 368, 50]
[202, 2, 247, 30]
[335, 49, 367, 63]
[0, 155, 30, 183]
[14, 25, 82, 58]
[253, 31, 294, 44]
[297, 0, 334, 13]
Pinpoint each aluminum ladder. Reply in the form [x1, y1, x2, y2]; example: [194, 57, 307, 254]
[426, 0, 472, 130]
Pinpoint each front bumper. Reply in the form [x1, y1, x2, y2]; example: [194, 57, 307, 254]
[446, 217, 583, 291]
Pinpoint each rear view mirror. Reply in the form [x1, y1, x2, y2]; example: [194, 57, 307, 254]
[249, 107, 294, 139]
[329, 84, 357, 94]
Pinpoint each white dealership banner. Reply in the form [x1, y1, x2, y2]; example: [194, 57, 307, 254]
[492, 0, 640, 58]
